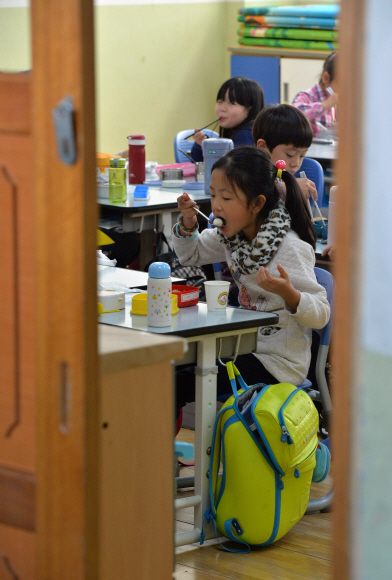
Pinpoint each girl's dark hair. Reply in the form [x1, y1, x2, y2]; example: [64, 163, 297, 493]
[321, 51, 337, 82]
[212, 146, 316, 248]
[252, 104, 313, 151]
[216, 77, 265, 140]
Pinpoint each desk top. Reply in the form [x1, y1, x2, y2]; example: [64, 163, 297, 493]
[306, 141, 337, 161]
[99, 302, 278, 339]
[98, 183, 211, 213]
[99, 324, 185, 374]
[98, 265, 184, 288]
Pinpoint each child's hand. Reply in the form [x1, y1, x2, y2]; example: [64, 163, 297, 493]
[322, 92, 338, 111]
[256, 264, 300, 312]
[321, 244, 336, 261]
[193, 129, 207, 147]
[177, 192, 198, 230]
[296, 177, 317, 201]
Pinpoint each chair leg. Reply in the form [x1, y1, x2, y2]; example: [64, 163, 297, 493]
[306, 489, 334, 514]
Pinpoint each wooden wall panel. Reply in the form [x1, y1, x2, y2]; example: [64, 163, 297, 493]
[100, 360, 175, 580]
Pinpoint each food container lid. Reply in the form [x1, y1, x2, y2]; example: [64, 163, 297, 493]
[109, 157, 126, 167]
[148, 262, 171, 279]
[128, 134, 146, 145]
[202, 138, 234, 154]
[131, 292, 179, 315]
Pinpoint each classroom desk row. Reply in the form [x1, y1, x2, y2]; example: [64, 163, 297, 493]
[97, 136, 337, 234]
[98, 265, 278, 546]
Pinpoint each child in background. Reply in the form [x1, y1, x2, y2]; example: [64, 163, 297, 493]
[253, 103, 318, 201]
[190, 77, 264, 162]
[173, 146, 330, 418]
[292, 51, 338, 135]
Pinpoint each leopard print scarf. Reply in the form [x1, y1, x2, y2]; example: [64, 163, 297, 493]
[217, 201, 291, 275]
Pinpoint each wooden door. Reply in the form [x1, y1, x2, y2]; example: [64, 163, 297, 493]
[31, 0, 99, 578]
[1, 0, 98, 577]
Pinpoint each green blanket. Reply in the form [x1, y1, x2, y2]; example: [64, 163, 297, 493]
[238, 26, 337, 41]
[238, 37, 338, 50]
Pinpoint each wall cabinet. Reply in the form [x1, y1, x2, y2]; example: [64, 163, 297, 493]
[230, 49, 326, 105]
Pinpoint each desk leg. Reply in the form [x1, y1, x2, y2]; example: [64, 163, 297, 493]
[159, 211, 174, 252]
[194, 335, 217, 540]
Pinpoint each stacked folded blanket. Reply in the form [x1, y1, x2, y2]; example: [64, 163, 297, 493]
[237, 4, 339, 51]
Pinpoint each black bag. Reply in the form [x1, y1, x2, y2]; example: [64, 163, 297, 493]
[99, 228, 140, 269]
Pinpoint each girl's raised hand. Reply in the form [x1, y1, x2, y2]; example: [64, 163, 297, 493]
[256, 264, 300, 312]
[177, 192, 198, 230]
[193, 129, 207, 147]
[322, 92, 338, 111]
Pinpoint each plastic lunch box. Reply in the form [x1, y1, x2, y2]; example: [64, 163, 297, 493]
[172, 285, 199, 307]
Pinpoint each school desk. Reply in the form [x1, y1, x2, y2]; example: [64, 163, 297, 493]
[98, 183, 211, 245]
[99, 283, 278, 547]
[306, 140, 337, 163]
[97, 264, 185, 289]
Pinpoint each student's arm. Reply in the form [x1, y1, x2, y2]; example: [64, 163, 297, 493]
[283, 242, 330, 329]
[172, 224, 226, 266]
[190, 141, 203, 162]
[292, 92, 325, 126]
[321, 244, 336, 260]
[296, 177, 318, 201]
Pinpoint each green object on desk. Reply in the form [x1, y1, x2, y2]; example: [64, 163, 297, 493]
[109, 157, 126, 203]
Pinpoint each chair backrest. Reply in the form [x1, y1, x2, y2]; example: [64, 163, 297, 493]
[174, 129, 219, 163]
[314, 267, 335, 346]
[294, 157, 325, 207]
[208, 213, 223, 280]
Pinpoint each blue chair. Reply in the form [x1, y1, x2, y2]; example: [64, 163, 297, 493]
[300, 266, 334, 514]
[294, 157, 325, 208]
[174, 129, 219, 163]
[297, 267, 334, 429]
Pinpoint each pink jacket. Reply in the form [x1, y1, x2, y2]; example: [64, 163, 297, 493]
[292, 83, 336, 135]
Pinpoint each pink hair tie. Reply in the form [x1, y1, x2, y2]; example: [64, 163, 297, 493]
[275, 160, 286, 179]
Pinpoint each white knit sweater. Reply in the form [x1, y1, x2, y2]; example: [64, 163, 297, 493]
[172, 227, 330, 385]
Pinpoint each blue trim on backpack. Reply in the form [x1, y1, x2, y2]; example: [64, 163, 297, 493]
[250, 387, 285, 476]
[208, 404, 234, 519]
[230, 377, 239, 399]
[223, 520, 251, 553]
[216, 414, 240, 508]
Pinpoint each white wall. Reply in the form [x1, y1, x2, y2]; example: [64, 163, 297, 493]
[353, 1, 392, 578]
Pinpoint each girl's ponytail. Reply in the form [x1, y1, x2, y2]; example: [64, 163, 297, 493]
[280, 170, 317, 249]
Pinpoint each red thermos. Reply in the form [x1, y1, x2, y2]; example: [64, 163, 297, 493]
[128, 134, 146, 184]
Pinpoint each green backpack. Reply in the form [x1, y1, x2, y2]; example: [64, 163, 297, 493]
[201, 362, 319, 552]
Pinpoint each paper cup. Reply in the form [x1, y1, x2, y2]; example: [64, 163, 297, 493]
[204, 281, 230, 312]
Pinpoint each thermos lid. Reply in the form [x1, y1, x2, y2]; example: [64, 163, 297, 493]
[148, 262, 171, 279]
[109, 157, 126, 167]
[128, 134, 146, 145]
[202, 138, 234, 154]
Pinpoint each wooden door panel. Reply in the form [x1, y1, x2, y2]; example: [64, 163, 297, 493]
[0, 523, 35, 580]
[0, 133, 35, 472]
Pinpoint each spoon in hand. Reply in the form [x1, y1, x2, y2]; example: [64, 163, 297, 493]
[193, 206, 225, 227]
